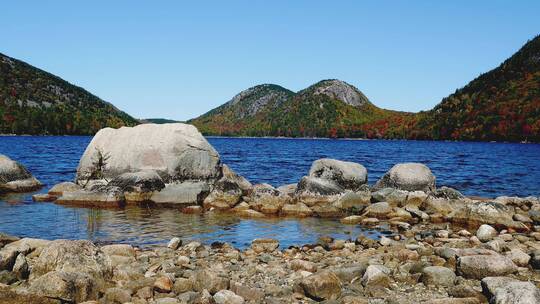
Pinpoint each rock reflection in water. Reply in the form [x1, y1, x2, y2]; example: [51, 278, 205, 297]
[79, 206, 382, 248]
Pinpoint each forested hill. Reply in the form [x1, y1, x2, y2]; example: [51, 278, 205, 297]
[189, 80, 415, 138]
[414, 35, 540, 142]
[0, 53, 138, 135]
[191, 35, 540, 142]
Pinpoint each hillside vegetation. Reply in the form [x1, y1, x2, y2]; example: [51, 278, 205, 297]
[0, 53, 138, 135]
[191, 36, 540, 142]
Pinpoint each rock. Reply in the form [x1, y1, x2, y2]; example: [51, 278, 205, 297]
[236, 209, 265, 218]
[434, 186, 465, 200]
[167, 237, 182, 250]
[405, 191, 428, 208]
[333, 190, 371, 211]
[476, 224, 498, 242]
[104, 287, 132, 304]
[308, 158, 368, 191]
[173, 277, 193, 294]
[191, 268, 229, 294]
[341, 215, 364, 225]
[109, 170, 165, 194]
[251, 239, 279, 253]
[28, 271, 98, 303]
[0, 246, 19, 271]
[213, 290, 245, 304]
[490, 281, 540, 304]
[361, 265, 391, 287]
[0, 233, 19, 248]
[203, 166, 250, 210]
[300, 271, 342, 301]
[101, 244, 136, 257]
[448, 201, 526, 230]
[457, 254, 517, 279]
[48, 181, 82, 196]
[421, 266, 456, 287]
[150, 182, 210, 206]
[230, 283, 264, 302]
[290, 259, 318, 272]
[31, 240, 112, 284]
[0, 271, 16, 285]
[505, 248, 530, 267]
[311, 204, 343, 218]
[32, 193, 56, 202]
[154, 276, 173, 292]
[246, 184, 289, 214]
[277, 183, 296, 196]
[481, 276, 520, 299]
[76, 123, 221, 184]
[372, 188, 408, 207]
[0, 154, 42, 193]
[56, 188, 125, 207]
[12, 253, 29, 280]
[374, 163, 436, 192]
[295, 176, 344, 196]
[363, 202, 392, 218]
[280, 203, 313, 217]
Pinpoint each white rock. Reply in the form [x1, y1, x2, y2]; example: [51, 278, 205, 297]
[213, 290, 245, 304]
[476, 224, 498, 242]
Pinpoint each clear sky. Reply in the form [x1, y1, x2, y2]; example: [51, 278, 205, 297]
[2, 1, 539, 120]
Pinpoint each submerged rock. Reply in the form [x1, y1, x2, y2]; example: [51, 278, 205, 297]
[374, 163, 436, 192]
[0, 154, 42, 193]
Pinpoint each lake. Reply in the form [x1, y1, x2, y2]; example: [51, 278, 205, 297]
[1, 136, 539, 248]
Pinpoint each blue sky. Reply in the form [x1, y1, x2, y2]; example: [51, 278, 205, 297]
[2, 1, 539, 120]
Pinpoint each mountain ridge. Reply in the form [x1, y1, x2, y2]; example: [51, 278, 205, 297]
[190, 35, 540, 142]
[0, 52, 138, 135]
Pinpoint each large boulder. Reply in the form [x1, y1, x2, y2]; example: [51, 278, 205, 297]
[308, 159, 367, 191]
[296, 158, 367, 197]
[374, 163, 435, 192]
[75, 123, 222, 184]
[0, 154, 42, 193]
[28, 271, 98, 303]
[31, 240, 113, 283]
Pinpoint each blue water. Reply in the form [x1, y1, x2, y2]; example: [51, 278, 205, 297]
[0, 136, 539, 248]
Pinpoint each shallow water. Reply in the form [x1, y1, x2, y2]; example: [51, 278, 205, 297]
[1, 136, 539, 248]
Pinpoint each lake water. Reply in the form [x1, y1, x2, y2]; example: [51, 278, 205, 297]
[1, 136, 539, 248]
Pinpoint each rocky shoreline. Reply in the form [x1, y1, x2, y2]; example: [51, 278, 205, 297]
[1, 212, 540, 304]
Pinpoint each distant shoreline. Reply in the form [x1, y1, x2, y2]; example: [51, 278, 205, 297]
[0, 133, 537, 144]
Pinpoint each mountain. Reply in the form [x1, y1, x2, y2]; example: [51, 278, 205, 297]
[415, 35, 540, 142]
[190, 79, 414, 138]
[0, 53, 138, 135]
[140, 118, 181, 124]
[191, 36, 540, 142]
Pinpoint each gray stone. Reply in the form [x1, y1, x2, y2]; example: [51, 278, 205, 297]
[476, 224, 497, 242]
[0, 154, 42, 193]
[421, 266, 456, 287]
[31, 240, 112, 284]
[308, 158, 368, 191]
[76, 123, 222, 183]
[448, 201, 526, 230]
[300, 271, 342, 301]
[490, 281, 540, 304]
[28, 271, 98, 303]
[48, 181, 81, 196]
[434, 186, 465, 200]
[361, 265, 391, 287]
[109, 170, 165, 193]
[213, 290, 245, 304]
[191, 268, 229, 294]
[296, 176, 344, 195]
[374, 163, 436, 192]
[457, 254, 517, 279]
[334, 190, 371, 211]
[150, 182, 210, 206]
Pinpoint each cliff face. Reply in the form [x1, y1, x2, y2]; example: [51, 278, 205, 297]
[0, 53, 138, 135]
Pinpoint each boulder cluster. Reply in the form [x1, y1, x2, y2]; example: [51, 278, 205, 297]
[2, 221, 540, 304]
